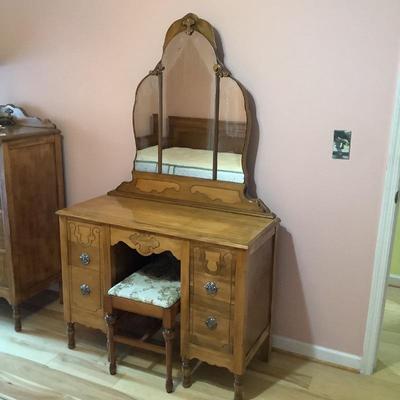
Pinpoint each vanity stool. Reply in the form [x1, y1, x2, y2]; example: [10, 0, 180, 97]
[104, 257, 180, 393]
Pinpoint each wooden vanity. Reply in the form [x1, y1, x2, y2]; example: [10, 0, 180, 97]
[58, 13, 279, 400]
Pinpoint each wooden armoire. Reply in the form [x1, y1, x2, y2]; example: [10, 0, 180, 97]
[0, 104, 65, 331]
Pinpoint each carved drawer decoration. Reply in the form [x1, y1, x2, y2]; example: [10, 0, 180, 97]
[110, 228, 184, 261]
[67, 221, 101, 270]
[128, 232, 160, 256]
[191, 244, 236, 281]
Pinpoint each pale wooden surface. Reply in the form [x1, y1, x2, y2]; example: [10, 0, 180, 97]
[0, 289, 400, 400]
[57, 195, 276, 249]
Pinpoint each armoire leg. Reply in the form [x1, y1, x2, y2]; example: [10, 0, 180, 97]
[257, 335, 272, 362]
[182, 358, 192, 388]
[233, 374, 244, 400]
[12, 305, 21, 332]
[67, 322, 75, 349]
[105, 313, 117, 375]
[162, 327, 175, 393]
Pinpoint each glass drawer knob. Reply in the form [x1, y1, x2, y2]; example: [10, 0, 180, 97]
[79, 252, 91, 266]
[204, 281, 218, 295]
[80, 283, 91, 296]
[205, 316, 218, 330]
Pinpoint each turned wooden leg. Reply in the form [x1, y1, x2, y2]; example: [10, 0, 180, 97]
[67, 322, 75, 349]
[12, 305, 21, 332]
[182, 358, 192, 388]
[233, 374, 244, 400]
[162, 327, 175, 393]
[105, 313, 117, 375]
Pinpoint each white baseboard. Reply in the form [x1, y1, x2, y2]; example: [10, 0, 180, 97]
[388, 274, 400, 287]
[272, 335, 361, 371]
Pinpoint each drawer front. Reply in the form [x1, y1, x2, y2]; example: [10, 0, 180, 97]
[192, 274, 232, 303]
[190, 308, 232, 353]
[67, 220, 101, 271]
[188, 244, 237, 355]
[191, 244, 236, 304]
[110, 227, 184, 260]
[70, 266, 101, 312]
[192, 245, 235, 278]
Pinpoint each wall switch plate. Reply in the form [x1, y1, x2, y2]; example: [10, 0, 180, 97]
[332, 130, 351, 160]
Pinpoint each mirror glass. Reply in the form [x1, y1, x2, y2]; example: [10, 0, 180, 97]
[217, 78, 246, 183]
[161, 31, 216, 179]
[134, 75, 160, 173]
[132, 21, 249, 183]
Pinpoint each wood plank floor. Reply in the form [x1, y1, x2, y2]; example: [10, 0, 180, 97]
[0, 289, 399, 400]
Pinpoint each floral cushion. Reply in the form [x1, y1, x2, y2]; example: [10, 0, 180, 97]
[108, 259, 180, 309]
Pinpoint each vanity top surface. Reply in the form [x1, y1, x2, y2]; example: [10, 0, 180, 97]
[57, 195, 277, 249]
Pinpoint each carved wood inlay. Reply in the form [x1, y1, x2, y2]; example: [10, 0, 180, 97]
[68, 222, 100, 248]
[129, 232, 161, 256]
[205, 250, 220, 272]
[190, 185, 241, 204]
[136, 178, 180, 194]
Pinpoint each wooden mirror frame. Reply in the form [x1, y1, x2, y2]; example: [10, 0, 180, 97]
[110, 13, 274, 218]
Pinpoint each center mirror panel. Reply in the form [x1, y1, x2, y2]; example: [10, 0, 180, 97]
[161, 31, 217, 179]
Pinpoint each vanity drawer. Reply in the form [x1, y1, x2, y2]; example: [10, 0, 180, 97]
[192, 273, 232, 304]
[190, 244, 236, 304]
[70, 266, 101, 312]
[192, 244, 236, 279]
[67, 220, 101, 271]
[190, 308, 232, 353]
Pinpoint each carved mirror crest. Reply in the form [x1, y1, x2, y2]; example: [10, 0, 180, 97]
[112, 13, 273, 218]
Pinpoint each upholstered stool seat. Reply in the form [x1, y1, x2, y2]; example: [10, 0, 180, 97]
[107, 263, 180, 308]
[104, 253, 180, 393]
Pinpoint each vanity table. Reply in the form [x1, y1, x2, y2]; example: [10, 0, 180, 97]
[58, 14, 279, 400]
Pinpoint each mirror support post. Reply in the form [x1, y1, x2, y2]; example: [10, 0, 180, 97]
[158, 70, 163, 174]
[212, 73, 220, 180]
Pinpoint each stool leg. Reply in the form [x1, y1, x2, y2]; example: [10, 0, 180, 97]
[105, 313, 117, 375]
[182, 358, 192, 388]
[162, 327, 175, 393]
[12, 305, 21, 332]
[67, 322, 75, 349]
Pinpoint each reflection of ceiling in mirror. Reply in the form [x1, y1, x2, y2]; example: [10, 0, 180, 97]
[134, 76, 158, 141]
[163, 32, 216, 121]
[162, 31, 216, 71]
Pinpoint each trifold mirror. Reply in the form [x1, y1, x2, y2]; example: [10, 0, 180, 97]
[133, 13, 248, 184]
[112, 13, 273, 218]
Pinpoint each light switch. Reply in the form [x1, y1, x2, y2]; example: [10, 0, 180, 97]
[332, 130, 351, 160]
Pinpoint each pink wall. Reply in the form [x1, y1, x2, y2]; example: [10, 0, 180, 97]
[1, 0, 400, 356]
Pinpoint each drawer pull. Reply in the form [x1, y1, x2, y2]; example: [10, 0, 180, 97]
[79, 252, 91, 266]
[80, 283, 91, 296]
[204, 281, 218, 295]
[205, 316, 218, 330]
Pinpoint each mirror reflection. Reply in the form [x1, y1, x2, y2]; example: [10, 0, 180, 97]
[133, 27, 247, 183]
[161, 31, 216, 179]
[217, 78, 246, 183]
[134, 75, 160, 173]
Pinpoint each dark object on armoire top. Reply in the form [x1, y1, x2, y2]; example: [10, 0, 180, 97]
[0, 104, 65, 331]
